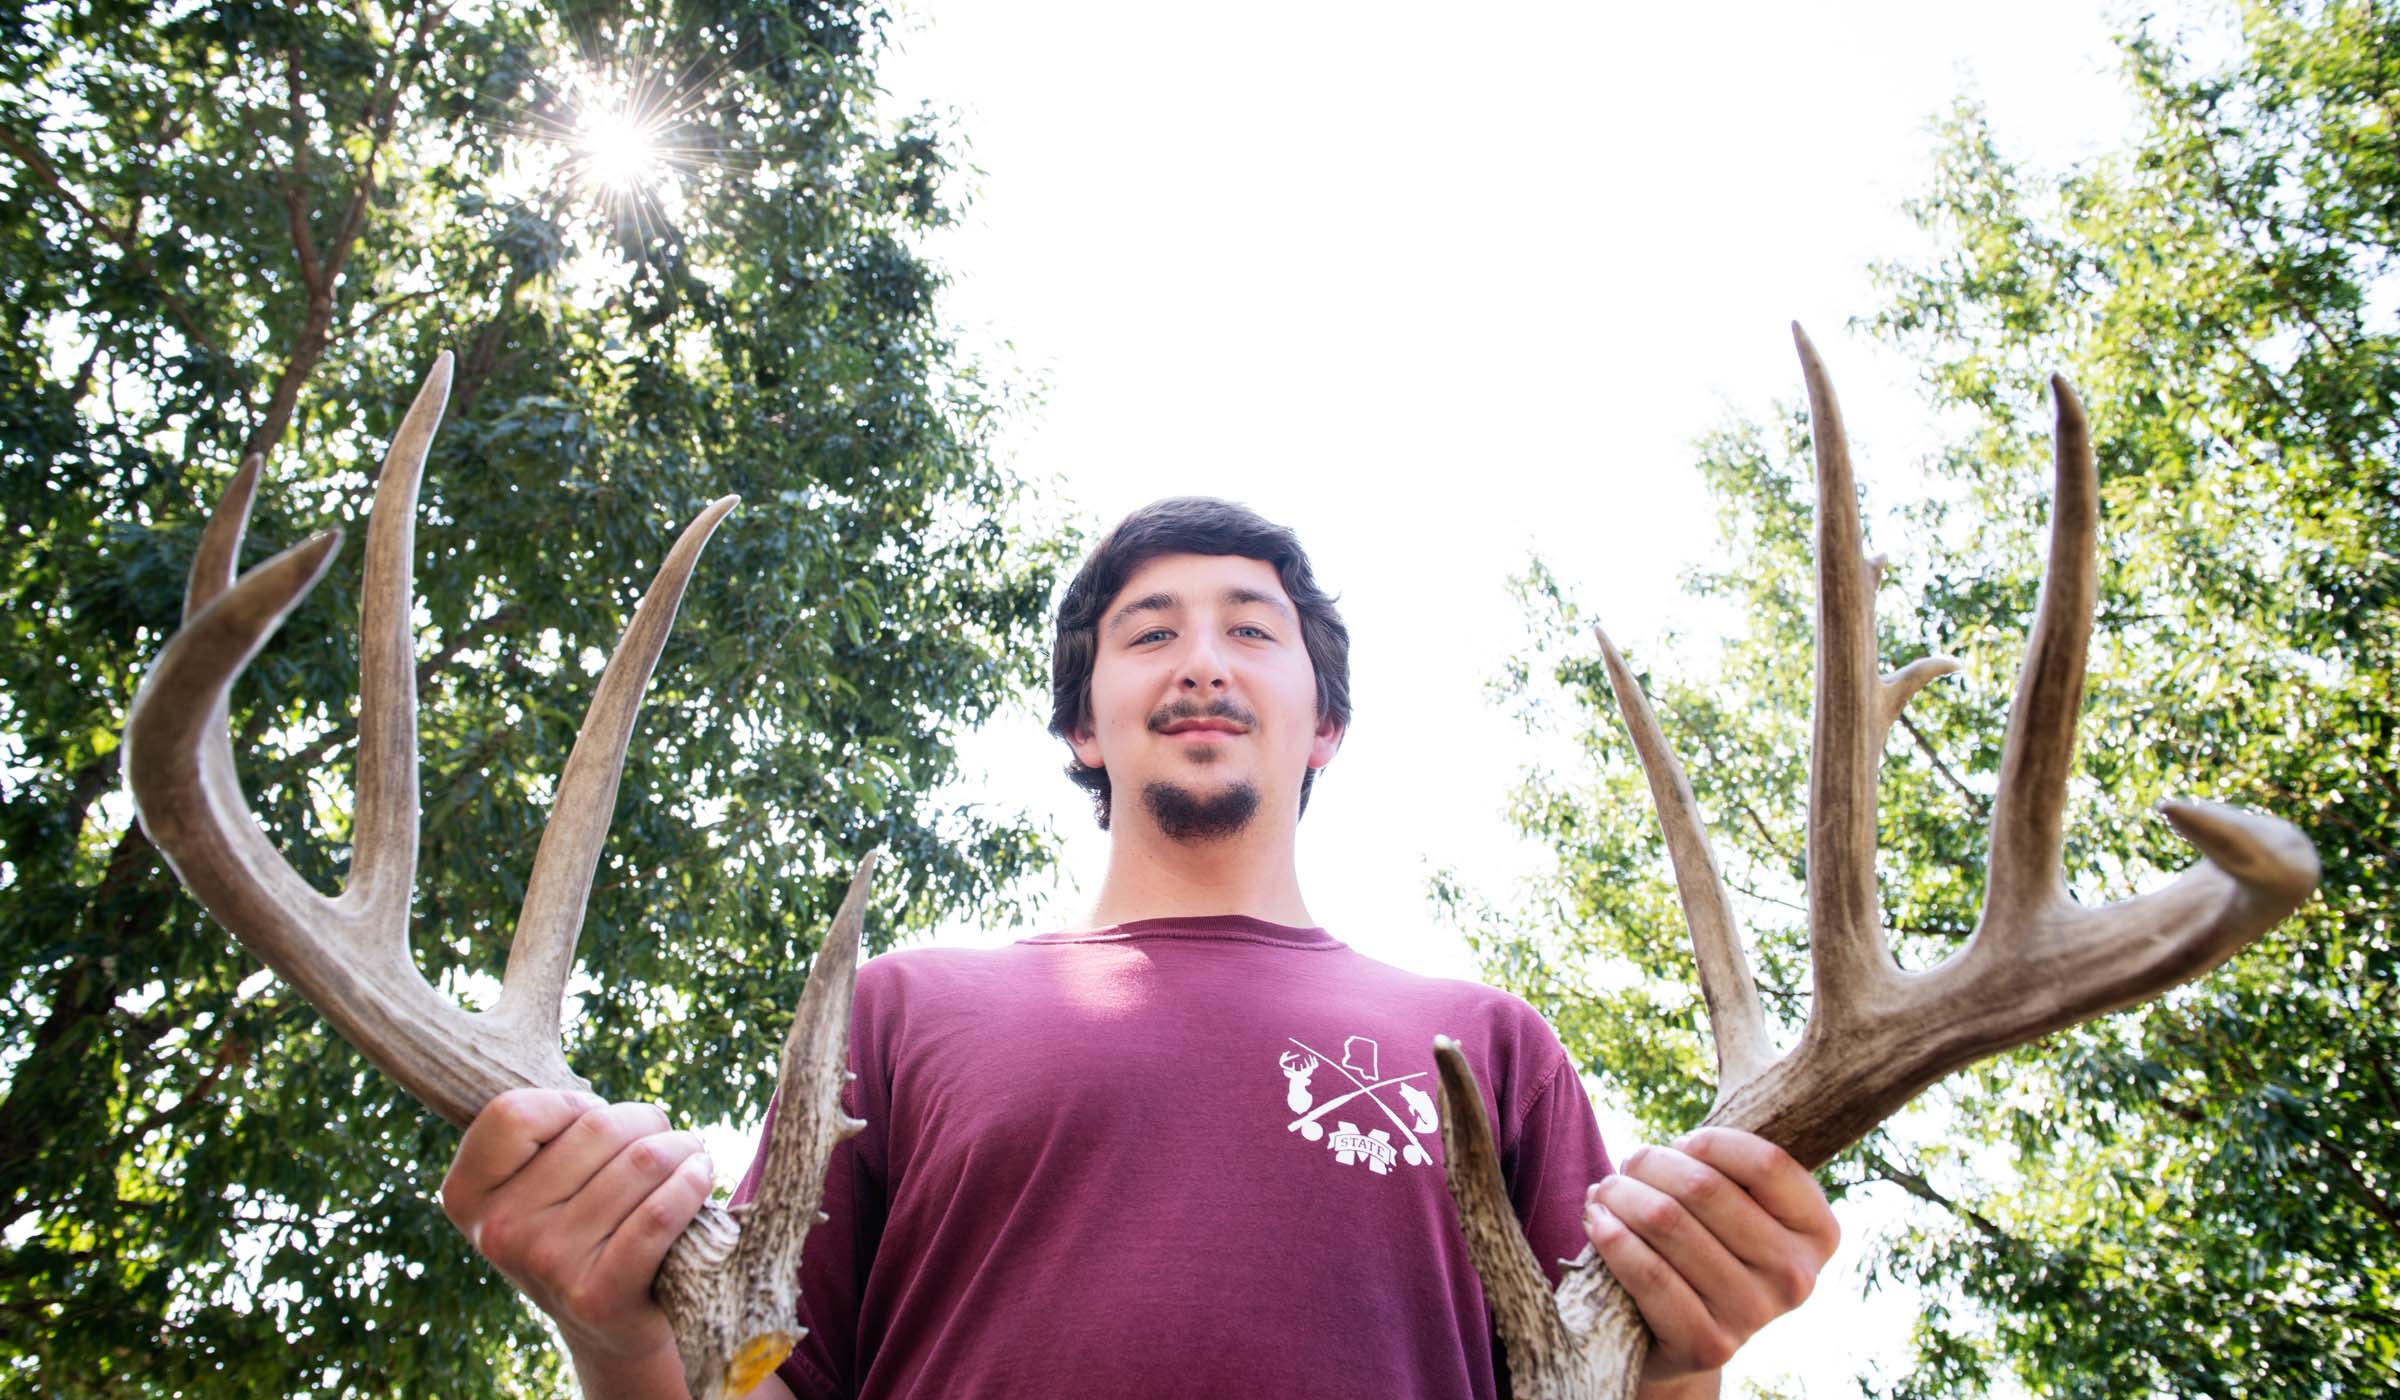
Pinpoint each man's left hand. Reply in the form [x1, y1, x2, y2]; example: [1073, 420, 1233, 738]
[1582, 1126, 1841, 1393]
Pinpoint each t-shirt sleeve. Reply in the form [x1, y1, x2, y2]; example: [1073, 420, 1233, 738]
[1502, 1022, 1613, 1287]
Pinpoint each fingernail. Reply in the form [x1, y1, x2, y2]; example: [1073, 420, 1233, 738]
[1586, 1203, 1614, 1235]
[567, 1091, 605, 1112]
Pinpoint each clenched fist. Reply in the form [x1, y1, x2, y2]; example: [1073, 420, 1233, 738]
[439, 1089, 715, 1374]
[1585, 1126, 1843, 1395]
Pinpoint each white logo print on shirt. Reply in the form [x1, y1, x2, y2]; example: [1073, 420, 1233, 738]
[1278, 1034, 1437, 1173]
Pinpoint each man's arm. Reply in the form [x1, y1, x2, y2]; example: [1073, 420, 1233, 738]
[1586, 1126, 1843, 1397]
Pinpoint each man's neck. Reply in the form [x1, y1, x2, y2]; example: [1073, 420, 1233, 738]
[1079, 815, 1315, 930]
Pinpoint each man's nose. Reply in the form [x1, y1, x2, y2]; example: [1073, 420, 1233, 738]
[1176, 635, 1229, 690]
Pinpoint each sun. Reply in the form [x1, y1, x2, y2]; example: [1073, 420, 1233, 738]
[574, 100, 669, 195]
[493, 55, 717, 227]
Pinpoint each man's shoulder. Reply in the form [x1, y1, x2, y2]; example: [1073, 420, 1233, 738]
[854, 939, 1026, 990]
[1328, 941, 1554, 1022]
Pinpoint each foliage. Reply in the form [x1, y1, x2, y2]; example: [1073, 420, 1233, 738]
[1454, 1, 2396, 1393]
[0, 1, 1068, 1393]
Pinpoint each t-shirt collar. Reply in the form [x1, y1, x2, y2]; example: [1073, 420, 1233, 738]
[1024, 913, 1339, 950]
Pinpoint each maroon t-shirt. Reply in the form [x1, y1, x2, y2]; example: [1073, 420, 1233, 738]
[731, 915, 1611, 1399]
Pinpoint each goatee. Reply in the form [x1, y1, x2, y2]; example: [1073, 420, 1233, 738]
[1141, 780, 1260, 843]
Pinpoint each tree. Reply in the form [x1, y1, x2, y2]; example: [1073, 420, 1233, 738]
[0, 1, 1068, 1393]
[1456, 1, 2395, 1392]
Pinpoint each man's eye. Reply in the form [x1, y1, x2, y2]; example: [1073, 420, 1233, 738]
[1132, 628, 1171, 645]
[1233, 624, 1272, 640]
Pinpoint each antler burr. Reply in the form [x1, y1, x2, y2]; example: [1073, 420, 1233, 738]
[123, 355, 869, 1400]
[1436, 325, 2321, 1399]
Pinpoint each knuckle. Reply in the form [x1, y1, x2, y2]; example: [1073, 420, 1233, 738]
[630, 1130, 698, 1175]
[475, 1213, 525, 1267]
[559, 1276, 616, 1324]
[574, 1104, 638, 1149]
[1605, 1234, 1665, 1288]
[484, 1088, 546, 1133]
[522, 1236, 575, 1287]
[1776, 1258, 1818, 1309]
[640, 1185, 695, 1235]
[629, 1135, 674, 1174]
[1689, 1328, 1739, 1372]
[1626, 1192, 1684, 1239]
[1746, 1133, 1803, 1180]
[1680, 1125, 1732, 1160]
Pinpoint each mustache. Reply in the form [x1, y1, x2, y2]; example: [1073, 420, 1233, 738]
[1147, 698, 1258, 732]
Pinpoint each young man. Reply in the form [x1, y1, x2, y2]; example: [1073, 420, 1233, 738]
[441, 499, 1839, 1398]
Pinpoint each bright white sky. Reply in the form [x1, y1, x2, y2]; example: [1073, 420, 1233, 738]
[722, 3, 2158, 1392]
[879, 0, 2142, 966]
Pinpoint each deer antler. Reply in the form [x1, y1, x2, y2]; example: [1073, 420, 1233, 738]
[1436, 325, 2321, 1399]
[123, 355, 871, 1400]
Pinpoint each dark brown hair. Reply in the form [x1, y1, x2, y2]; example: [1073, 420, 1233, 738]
[1048, 497, 1352, 829]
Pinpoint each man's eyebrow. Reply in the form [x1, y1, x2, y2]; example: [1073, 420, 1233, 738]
[1224, 586, 1293, 618]
[1104, 591, 1178, 634]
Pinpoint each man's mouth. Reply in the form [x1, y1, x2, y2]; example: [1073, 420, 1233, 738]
[1158, 719, 1245, 738]
[1148, 699, 1258, 741]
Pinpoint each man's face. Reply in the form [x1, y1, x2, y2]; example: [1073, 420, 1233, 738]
[1070, 552, 1344, 841]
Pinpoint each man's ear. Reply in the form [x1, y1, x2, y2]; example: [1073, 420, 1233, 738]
[1069, 721, 1105, 772]
[1308, 715, 1345, 770]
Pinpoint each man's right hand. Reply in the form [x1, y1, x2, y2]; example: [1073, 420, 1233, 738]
[439, 1088, 715, 1375]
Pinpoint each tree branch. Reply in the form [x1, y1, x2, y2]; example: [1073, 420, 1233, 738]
[2308, 1131, 2400, 1235]
[281, 50, 325, 297]
[2185, 120, 2349, 360]
[0, 124, 226, 360]
[1673, 705, 1802, 868]
[239, 3, 426, 463]
[1898, 710, 1992, 822]
[1860, 1146, 2015, 1244]
[237, 600, 526, 795]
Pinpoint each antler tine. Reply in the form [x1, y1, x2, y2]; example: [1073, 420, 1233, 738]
[679, 850, 882, 1399]
[185, 453, 263, 622]
[129, 523, 350, 936]
[344, 354, 450, 920]
[1927, 385, 2313, 1020]
[1792, 324, 1901, 1014]
[497, 493, 742, 1039]
[1437, 1033, 1647, 1400]
[127, 470, 500, 1125]
[1593, 625, 1773, 1093]
[1976, 375, 2097, 929]
[1876, 654, 1963, 754]
[1932, 800, 2317, 1056]
[1432, 1038, 1573, 1379]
